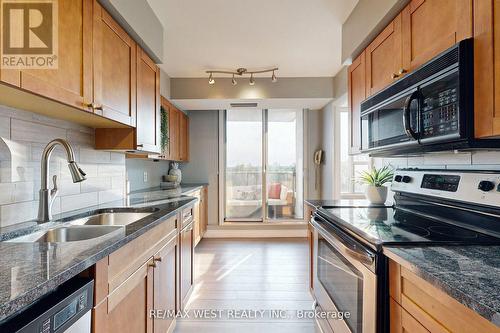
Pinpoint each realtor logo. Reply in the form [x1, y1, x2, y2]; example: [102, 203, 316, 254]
[1, 0, 58, 69]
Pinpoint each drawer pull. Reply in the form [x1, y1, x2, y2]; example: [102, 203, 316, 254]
[153, 256, 162, 262]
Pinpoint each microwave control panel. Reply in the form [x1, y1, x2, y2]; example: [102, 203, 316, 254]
[421, 87, 458, 138]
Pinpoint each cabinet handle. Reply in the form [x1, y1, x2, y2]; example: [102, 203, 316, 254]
[148, 261, 157, 268]
[391, 73, 399, 79]
[136, 144, 144, 148]
[153, 256, 162, 262]
[398, 68, 407, 75]
[93, 104, 103, 111]
[83, 101, 95, 108]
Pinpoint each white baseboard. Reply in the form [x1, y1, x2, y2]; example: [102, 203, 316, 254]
[203, 228, 308, 238]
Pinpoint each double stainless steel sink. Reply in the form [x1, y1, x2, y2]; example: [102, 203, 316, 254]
[7, 207, 159, 243]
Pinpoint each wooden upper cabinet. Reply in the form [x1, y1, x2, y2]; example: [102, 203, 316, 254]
[366, 14, 402, 96]
[179, 113, 189, 161]
[401, 0, 473, 72]
[2, 0, 93, 111]
[93, 0, 136, 126]
[348, 51, 366, 154]
[136, 48, 161, 153]
[474, 0, 500, 138]
[168, 106, 180, 160]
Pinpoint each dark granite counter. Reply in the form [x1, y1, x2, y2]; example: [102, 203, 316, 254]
[0, 185, 206, 323]
[384, 246, 500, 327]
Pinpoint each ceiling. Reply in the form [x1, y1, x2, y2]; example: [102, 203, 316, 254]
[147, 0, 358, 78]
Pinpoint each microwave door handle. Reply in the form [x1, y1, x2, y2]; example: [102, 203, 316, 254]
[403, 90, 420, 140]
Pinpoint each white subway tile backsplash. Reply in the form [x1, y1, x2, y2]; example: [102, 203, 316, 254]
[13, 182, 34, 202]
[0, 201, 37, 227]
[98, 164, 126, 177]
[0, 183, 15, 205]
[80, 148, 111, 164]
[98, 189, 123, 204]
[0, 107, 127, 227]
[471, 151, 500, 165]
[81, 177, 112, 193]
[0, 116, 10, 139]
[11, 118, 66, 143]
[60, 192, 98, 212]
[423, 152, 471, 165]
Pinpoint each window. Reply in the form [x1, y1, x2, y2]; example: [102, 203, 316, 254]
[223, 109, 304, 222]
[339, 108, 370, 196]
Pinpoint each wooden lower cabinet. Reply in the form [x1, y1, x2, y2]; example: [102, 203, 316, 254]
[191, 187, 208, 247]
[153, 237, 178, 333]
[91, 215, 185, 333]
[93, 260, 154, 333]
[390, 299, 429, 333]
[179, 222, 194, 309]
[389, 259, 498, 333]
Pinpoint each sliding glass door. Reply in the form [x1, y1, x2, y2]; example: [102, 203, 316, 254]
[224, 109, 304, 222]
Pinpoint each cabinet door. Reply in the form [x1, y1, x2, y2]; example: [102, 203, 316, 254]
[348, 51, 366, 154]
[200, 187, 208, 237]
[12, 0, 93, 111]
[390, 299, 429, 333]
[137, 48, 161, 153]
[179, 223, 194, 308]
[93, 0, 136, 126]
[366, 14, 403, 96]
[169, 107, 180, 160]
[153, 238, 177, 333]
[179, 113, 189, 161]
[474, 0, 500, 138]
[401, 0, 472, 72]
[95, 261, 154, 333]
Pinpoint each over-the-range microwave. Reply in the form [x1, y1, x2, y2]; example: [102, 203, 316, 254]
[359, 38, 500, 156]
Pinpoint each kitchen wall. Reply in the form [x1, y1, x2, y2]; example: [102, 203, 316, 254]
[180, 110, 219, 225]
[0, 106, 128, 228]
[126, 158, 170, 191]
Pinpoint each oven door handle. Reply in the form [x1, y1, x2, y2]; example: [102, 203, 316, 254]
[312, 217, 375, 267]
[403, 89, 420, 140]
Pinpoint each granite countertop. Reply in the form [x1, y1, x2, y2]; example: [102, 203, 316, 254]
[384, 246, 500, 327]
[0, 184, 206, 323]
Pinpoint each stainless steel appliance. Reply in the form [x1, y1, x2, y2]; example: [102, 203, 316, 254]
[311, 169, 500, 333]
[360, 38, 500, 156]
[0, 278, 93, 333]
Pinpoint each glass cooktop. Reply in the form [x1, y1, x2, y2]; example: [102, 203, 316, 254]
[318, 207, 500, 248]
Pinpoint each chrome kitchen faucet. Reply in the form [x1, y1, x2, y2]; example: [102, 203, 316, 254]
[37, 139, 87, 222]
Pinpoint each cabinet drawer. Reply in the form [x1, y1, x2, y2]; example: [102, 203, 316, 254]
[181, 206, 194, 229]
[108, 215, 177, 293]
[389, 259, 498, 333]
[390, 298, 429, 333]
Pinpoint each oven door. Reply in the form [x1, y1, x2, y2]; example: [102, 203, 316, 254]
[312, 216, 377, 333]
[360, 89, 420, 152]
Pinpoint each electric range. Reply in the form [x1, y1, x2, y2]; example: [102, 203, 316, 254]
[310, 169, 500, 333]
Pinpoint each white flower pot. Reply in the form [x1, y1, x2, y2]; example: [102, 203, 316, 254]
[364, 185, 388, 204]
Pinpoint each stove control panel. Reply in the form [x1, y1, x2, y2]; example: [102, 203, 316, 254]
[391, 169, 500, 207]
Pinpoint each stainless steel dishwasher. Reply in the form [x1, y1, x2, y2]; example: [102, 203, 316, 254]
[0, 277, 93, 333]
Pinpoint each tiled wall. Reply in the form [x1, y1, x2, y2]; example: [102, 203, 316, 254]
[0, 106, 127, 227]
[374, 150, 500, 171]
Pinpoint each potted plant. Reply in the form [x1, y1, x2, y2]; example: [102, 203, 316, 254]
[357, 166, 394, 204]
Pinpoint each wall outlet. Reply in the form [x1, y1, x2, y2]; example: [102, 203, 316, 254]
[143, 171, 148, 183]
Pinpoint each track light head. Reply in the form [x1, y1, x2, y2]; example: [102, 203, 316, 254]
[232, 74, 237, 85]
[208, 72, 215, 85]
[249, 74, 255, 86]
[271, 70, 277, 83]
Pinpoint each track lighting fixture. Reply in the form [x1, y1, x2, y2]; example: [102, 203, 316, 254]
[249, 73, 255, 86]
[205, 67, 278, 85]
[271, 70, 277, 83]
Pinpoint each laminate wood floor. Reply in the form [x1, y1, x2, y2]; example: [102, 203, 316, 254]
[174, 238, 316, 333]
